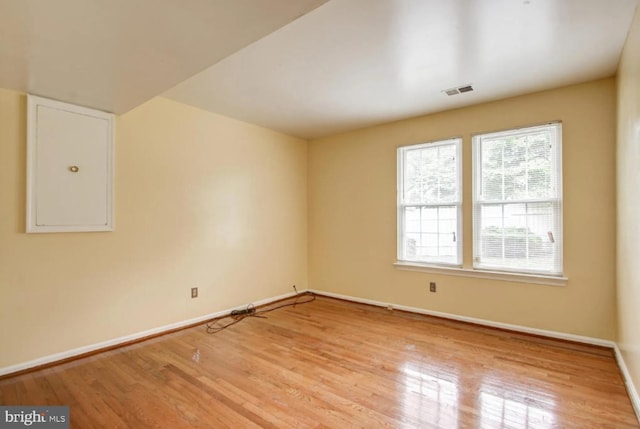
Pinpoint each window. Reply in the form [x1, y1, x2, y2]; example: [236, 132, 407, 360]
[398, 138, 462, 265]
[472, 123, 562, 275]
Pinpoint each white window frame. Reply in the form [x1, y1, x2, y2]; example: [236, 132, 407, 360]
[397, 138, 462, 267]
[472, 123, 563, 276]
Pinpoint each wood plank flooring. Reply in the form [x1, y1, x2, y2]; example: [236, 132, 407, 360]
[1, 295, 637, 428]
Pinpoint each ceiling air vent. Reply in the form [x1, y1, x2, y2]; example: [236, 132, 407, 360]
[443, 84, 474, 96]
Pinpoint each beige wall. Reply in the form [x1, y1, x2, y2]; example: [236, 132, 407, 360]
[309, 78, 617, 339]
[0, 90, 308, 368]
[0, 75, 622, 369]
[617, 4, 640, 404]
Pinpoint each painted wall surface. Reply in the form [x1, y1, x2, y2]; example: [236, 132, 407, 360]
[309, 79, 617, 340]
[617, 4, 640, 404]
[0, 91, 308, 368]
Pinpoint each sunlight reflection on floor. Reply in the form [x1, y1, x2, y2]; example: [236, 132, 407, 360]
[400, 362, 558, 428]
[401, 361, 459, 428]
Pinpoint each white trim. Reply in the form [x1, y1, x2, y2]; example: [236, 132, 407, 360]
[309, 289, 613, 347]
[394, 261, 568, 286]
[0, 291, 298, 377]
[614, 344, 640, 422]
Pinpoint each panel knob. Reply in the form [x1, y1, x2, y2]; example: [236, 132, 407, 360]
[69, 166, 79, 173]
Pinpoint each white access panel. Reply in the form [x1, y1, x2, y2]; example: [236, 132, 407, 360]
[27, 95, 114, 233]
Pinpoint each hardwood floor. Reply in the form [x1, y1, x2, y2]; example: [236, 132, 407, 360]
[1, 295, 638, 428]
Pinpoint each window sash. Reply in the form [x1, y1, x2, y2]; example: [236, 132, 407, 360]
[473, 201, 562, 275]
[400, 203, 462, 265]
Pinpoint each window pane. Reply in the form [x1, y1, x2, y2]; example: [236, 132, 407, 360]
[404, 143, 458, 204]
[480, 130, 555, 201]
[477, 202, 559, 273]
[402, 205, 459, 264]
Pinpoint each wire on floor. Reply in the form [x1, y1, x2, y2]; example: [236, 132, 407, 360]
[206, 291, 316, 334]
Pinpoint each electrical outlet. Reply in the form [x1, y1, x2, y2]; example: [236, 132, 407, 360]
[191, 287, 198, 298]
[429, 282, 436, 293]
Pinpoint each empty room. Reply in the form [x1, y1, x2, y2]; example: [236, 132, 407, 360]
[1, 0, 640, 427]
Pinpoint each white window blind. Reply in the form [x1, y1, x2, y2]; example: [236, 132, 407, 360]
[398, 138, 462, 266]
[472, 123, 562, 275]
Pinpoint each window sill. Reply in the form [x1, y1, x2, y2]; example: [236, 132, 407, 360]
[393, 261, 568, 286]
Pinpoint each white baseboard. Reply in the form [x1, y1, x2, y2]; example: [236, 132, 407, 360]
[614, 344, 640, 422]
[310, 289, 615, 347]
[0, 291, 298, 377]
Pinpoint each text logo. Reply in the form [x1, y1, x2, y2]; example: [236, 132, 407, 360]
[0, 407, 69, 428]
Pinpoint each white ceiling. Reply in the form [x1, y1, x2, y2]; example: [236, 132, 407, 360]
[0, 0, 327, 113]
[164, 0, 639, 139]
[1, 1, 637, 139]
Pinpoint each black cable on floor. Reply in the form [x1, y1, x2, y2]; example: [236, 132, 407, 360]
[206, 291, 316, 334]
